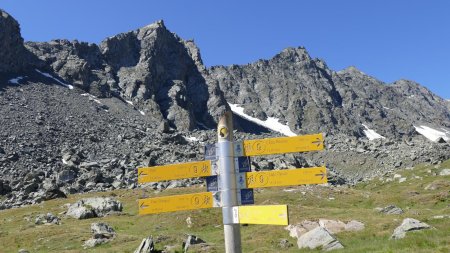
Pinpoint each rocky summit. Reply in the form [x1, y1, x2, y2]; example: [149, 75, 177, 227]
[0, 9, 449, 209]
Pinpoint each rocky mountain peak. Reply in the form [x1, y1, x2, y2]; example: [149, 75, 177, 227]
[0, 9, 30, 73]
[274, 46, 311, 63]
[140, 19, 166, 31]
[337, 66, 366, 75]
[98, 20, 228, 130]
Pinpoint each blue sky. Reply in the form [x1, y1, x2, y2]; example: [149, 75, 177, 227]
[2, 0, 449, 99]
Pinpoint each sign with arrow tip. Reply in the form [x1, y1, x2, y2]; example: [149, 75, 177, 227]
[138, 160, 212, 183]
[138, 192, 221, 215]
[245, 166, 327, 188]
[238, 133, 324, 157]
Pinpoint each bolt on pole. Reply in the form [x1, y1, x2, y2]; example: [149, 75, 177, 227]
[217, 111, 242, 253]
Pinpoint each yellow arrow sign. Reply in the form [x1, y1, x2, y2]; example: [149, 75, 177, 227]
[241, 133, 324, 156]
[233, 205, 289, 225]
[138, 160, 212, 183]
[139, 192, 217, 215]
[245, 166, 327, 188]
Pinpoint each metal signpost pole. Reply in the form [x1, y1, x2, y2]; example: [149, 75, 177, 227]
[217, 111, 242, 253]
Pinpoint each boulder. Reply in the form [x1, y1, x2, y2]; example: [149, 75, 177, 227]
[83, 222, 116, 248]
[391, 218, 431, 239]
[183, 235, 206, 253]
[35, 212, 60, 225]
[439, 168, 450, 176]
[66, 197, 122, 219]
[285, 220, 319, 238]
[134, 236, 155, 253]
[378, 205, 403, 215]
[43, 188, 67, 200]
[319, 219, 346, 234]
[297, 227, 344, 251]
[0, 180, 11, 195]
[57, 169, 77, 183]
[344, 220, 365, 232]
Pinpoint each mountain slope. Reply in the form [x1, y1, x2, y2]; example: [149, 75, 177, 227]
[25, 20, 229, 131]
[0, 9, 449, 209]
[208, 47, 450, 140]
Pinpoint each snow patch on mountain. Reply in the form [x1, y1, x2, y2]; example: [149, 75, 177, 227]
[185, 136, 199, 142]
[8, 76, 24, 84]
[414, 125, 450, 142]
[81, 93, 102, 105]
[362, 124, 385, 140]
[228, 103, 296, 136]
[35, 69, 73, 89]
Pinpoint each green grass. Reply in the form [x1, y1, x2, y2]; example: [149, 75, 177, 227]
[0, 160, 449, 252]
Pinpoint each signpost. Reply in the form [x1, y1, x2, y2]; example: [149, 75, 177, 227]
[136, 111, 328, 253]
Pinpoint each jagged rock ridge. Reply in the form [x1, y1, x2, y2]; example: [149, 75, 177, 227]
[208, 48, 450, 139]
[25, 19, 228, 131]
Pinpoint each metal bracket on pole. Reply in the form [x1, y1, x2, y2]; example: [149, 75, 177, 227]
[218, 111, 242, 253]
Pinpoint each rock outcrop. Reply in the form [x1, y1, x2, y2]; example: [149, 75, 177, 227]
[391, 218, 431, 239]
[0, 9, 37, 73]
[83, 222, 116, 248]
[208, 48, 450, 139]
[297, 227, 344, 251]
[66, 197, 122, 219]
[24, 20, 228, 131]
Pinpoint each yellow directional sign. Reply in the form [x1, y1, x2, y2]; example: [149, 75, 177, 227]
[138, 160, 212, 183]
[245, 166, 327, 188]
[139, 192, 216, 215]
[233, 205, 289, 225]
[241, 133, 324, 156]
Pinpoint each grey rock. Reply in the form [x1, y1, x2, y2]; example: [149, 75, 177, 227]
[319, 219, 346, 234]
[112, 180, 123, 189]
[439, 168, 450, 176]
[66, 197, 122, 219]
[43, 188, 67, 200]
[35, 212, 60, 225]
[391, 218, 431, 239]
[379, 205, 404, 214]
[79, 161, 100, 169]
[134, 236, 155, 253]
[23, 182, 39, 194]
[57, 169, 77, 183]
[297, 227, 344, 251]
[0, 9, 34, 73]
[183, 234, 205, 253]
[279, 239, 293, 249]
[0, 180, 11, 195]
[18, 249, 29, 253]
[83, 222, 116, 248]
[91, 222, 116, 239]
[158, 120, 170, 133]
[285, 220, 319, 238]
[344, 220, 365, 232]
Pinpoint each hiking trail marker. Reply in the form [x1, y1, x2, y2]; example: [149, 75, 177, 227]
[137, 111, 328, 253]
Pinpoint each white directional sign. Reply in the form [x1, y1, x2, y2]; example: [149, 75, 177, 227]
[232, 205, 289, 225]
